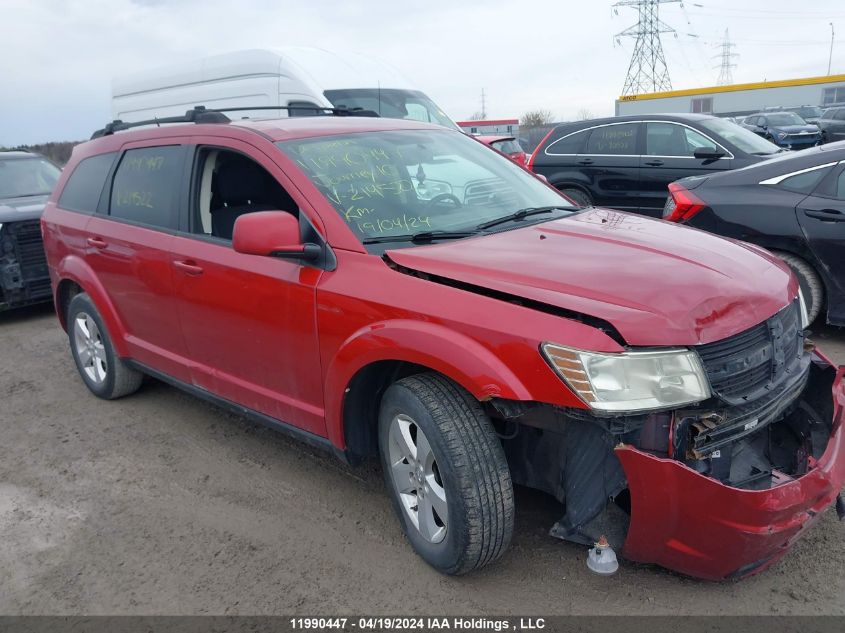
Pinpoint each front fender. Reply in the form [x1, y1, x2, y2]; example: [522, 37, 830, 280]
[54, 254, 129, 357]
[323, 319, 535, 448]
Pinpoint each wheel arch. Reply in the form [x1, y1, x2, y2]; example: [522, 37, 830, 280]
[53, 255, 129, 356]
[325, 320, 534, 457]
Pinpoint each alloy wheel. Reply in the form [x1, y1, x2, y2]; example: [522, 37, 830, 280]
[73, 312, 107, 384]
[387, 413, 448, 543]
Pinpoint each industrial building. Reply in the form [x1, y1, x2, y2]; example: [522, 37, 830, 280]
[615, 73, 845, 118]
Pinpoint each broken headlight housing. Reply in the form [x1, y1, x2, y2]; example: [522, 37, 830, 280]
[542, 343, 711, 412]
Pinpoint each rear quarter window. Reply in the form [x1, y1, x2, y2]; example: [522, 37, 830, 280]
[770, 165, 832, 194]
[57, 152, 117, 214]
[109, 146, 185, 229]
[543, 128, 590, 155]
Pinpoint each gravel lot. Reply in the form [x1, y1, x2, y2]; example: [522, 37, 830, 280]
[1, 303, 844, 616]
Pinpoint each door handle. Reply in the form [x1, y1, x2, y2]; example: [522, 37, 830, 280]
[577, 158, 594, 165]
[804, 209, 845, 222]
[86, 237, 107, 249]
[173, 260, 204, 275]
[644, 160, 664, 166]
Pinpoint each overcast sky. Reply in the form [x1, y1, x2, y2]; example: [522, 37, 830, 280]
[2, 0, 844, 145]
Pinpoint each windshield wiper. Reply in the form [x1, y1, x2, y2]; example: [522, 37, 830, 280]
[475, 206, 571, 231]
[362, 230, 478, 245]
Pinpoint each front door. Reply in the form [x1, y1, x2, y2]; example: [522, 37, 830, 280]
[796, 164, 845, 323]
[170, 139, 326, 436]
[638, 122, 732, 217]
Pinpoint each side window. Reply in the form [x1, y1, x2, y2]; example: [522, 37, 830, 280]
[835, 109, 845, 121]
[777, 168, 830, 194]
[193, 148, 298, 241]
[58, 153, 116, 214]
[288, 101, 323, 117]
[544, 128, 589, 155]
[585, 123, 638, 155]
[110, 146, 184, 229]
[684, 127, 718, 152]
[645, 123, 688, 156]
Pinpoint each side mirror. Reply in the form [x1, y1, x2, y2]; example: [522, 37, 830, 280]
[536, 173, 549, 183]
[693, 147, 725, 160]
[232, 211, 320, 261]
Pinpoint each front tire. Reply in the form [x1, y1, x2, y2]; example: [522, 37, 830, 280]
[378, 373, 514, 575]
[67, 293, 143, 399]
[772, 252, 824, 324]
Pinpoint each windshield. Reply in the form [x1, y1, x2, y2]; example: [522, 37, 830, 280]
[277, 130, 572, 244]
[700, 118, 781, 155]
[767, 113, 806, 126]
[324, 88, 457, 130]
[0, 157, 61, 198]
[792, 107, 822, 119]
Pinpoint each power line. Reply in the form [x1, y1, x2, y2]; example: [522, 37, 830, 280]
[714, 28, 738, 85]
[614, 0, 681, 96]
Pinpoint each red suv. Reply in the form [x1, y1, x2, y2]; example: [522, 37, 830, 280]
[42, 108, 845, 580]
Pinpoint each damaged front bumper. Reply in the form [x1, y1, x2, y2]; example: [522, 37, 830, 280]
[616, 360, 845, 581]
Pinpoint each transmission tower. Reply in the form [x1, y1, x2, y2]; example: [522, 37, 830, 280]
[614, 0, 680, 96]
[715, 29, 738, 85]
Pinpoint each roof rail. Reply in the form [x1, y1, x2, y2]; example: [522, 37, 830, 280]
[91, 105, 380, 139]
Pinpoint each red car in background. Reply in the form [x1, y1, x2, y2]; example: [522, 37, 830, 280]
[477, 135, 527, 166]
[41, 108, 845, 581]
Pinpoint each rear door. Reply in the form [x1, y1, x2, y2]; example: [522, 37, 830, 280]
[577, 122, 641, 211]
[795, 164, 845, 322]
[83, 141, 191, 380]
[638, 122, 733, 217]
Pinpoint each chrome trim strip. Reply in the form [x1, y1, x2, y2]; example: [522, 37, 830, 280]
[758, 161, 838, 185]
[544, 119, 735, 160]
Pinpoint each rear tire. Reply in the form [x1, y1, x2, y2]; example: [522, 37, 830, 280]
[772, 252, 824, 324]
[378, 373, 514, 575]
[558, 187, 592, 208]
[67, 293, 143, 399]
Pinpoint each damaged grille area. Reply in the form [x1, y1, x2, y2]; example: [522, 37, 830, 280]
[696, 299, 804, 406]
[0, 220, 52, 307]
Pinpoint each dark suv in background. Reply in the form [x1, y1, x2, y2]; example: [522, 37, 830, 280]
[818, 106, 845, 144]
[527, 114, 782, 217]
[740, 112, 821, 149]
[0, 150, 61, 310]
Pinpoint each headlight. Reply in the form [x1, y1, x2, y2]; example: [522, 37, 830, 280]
[778, 131, 788, 139]
[542, 343, 711, 412]
[798, 289, 810, 329]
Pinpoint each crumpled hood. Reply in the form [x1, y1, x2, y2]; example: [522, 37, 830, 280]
[0, 194, 49, 223]
[386, 209, 796, 346]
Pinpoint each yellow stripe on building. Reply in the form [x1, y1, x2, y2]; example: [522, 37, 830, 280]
[618, 74, 845, 102]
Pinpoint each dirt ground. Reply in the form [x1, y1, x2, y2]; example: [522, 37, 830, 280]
[1, 303, 844, 616]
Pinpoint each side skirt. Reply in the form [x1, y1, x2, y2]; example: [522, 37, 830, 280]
[126, 360, 348, 463]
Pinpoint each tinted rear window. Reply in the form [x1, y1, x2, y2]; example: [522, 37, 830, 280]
[544, 128, 590, 155]
[58, 153, 116, 213]
[585, 123, 638, 155]
[109, 146, 184, 229]
[778, 168, 830, 194]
